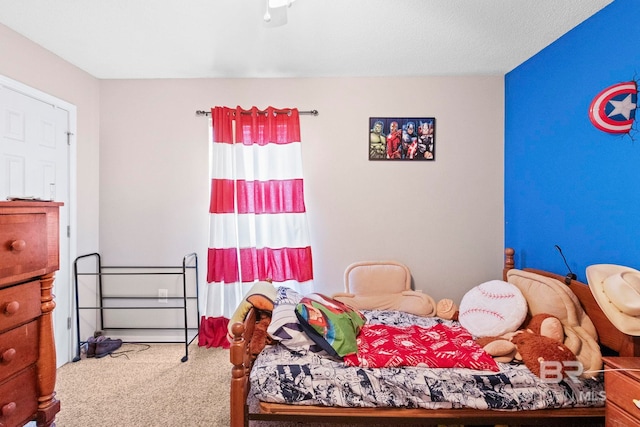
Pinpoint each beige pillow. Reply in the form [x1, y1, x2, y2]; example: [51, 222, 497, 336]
[332, 261, 437, 317]
[506, 269, 602, 377]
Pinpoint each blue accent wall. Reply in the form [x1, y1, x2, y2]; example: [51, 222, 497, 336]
[505, 0, 640, 281]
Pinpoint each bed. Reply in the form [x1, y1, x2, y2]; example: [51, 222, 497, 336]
[229, 248, 640, 426]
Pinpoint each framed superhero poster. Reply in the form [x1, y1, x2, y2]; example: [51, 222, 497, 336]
[369, 117, 436, 161]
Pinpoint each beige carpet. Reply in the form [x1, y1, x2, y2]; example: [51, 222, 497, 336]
[54, 343, 456, 427]
[54, 342, 230, 426]
[54, 342, 444, 427]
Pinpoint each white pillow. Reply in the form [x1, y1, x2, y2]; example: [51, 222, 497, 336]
[458, 280, 528, 337]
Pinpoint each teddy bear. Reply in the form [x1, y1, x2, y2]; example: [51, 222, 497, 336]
[525, 312, 564, 343]
[510, 329, 577, 378]
[475, 313, 577, 378]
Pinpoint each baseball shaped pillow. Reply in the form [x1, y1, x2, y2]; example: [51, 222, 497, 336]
[458, 280, 528, 338]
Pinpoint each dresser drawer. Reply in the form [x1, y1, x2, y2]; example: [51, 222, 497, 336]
[0, 320, 38, 380]
[0, 365, 38, 427]
[0, 208, 59, 286]
[0, 212, 47, 277]
[606, 401, 640, 427]
[0, 281, 40, 333]
[604, 368, 640, 418]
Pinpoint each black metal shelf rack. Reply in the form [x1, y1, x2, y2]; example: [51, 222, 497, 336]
[72, 252, 199, 362]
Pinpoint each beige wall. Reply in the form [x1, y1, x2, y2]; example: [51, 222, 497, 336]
[0, 23, 100, 257]
[99, 76, 505, 306]
[1, 22, 505, 314]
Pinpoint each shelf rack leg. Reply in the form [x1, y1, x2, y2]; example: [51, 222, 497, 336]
[72, 253, 101, 362]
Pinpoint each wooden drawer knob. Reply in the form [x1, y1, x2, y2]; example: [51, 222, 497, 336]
[4, 301, 20, 316]
[4, 301, 19, 315]
[0, 348, 16, 364]
[9, 239, 26, 252]
[1, 401, 16, 417]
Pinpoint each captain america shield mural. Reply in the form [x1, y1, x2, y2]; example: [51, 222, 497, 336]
[589, 81, 638, 134]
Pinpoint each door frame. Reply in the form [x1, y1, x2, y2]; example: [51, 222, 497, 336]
[0, 74, 77, 365]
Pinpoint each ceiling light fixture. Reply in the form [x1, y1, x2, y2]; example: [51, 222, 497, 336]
[263, 0, 297, 27]
[269, 0, 296, 7]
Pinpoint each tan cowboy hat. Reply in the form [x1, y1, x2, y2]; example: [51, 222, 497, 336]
[586, 264, 640, 336]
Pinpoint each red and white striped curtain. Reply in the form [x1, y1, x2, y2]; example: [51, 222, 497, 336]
[203, 106, 314, 320]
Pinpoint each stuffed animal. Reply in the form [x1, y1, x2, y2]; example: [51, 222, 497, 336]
[525, 312, 564, 343]
[476, 333, 518, 363]
[227, 280, 277, 342]
[510, 329, 577, 378]
[249, 313, 273, 356]
[476, 313, 578, 379]
[436, 298, 459, 320]
[506, 269, 602, 378]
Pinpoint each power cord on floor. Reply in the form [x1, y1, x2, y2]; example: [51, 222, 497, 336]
[109, 343, 152, 359]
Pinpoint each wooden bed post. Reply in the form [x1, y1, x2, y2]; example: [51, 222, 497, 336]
[230, 322, 247, 427]
[503, 247, 515, 281]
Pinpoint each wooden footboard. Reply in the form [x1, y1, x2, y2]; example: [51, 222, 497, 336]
[229, 248, 614, 427]
[256, 403, 603, 425]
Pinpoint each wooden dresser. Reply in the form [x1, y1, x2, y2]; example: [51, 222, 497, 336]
[604, 357, 640, 427]
[0, 201, 61, 427]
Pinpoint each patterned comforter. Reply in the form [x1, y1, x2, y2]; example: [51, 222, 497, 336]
[249, 310, 605, 410]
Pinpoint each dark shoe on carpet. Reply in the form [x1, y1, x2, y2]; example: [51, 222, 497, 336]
[86, 336, 97, 358]
[95, 338, 123, 358]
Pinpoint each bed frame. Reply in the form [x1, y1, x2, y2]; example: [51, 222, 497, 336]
[230, 248, 640, 426]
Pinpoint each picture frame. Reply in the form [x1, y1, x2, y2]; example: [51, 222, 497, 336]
[369, 117, 436, 161]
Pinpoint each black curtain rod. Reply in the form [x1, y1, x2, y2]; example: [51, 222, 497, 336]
[195, 109, 318, 117]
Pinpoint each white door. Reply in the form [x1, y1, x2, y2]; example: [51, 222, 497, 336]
[0, 76, 76, 367]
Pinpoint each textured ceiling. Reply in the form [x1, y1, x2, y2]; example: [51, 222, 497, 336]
[0, 0, 613, 79]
